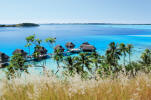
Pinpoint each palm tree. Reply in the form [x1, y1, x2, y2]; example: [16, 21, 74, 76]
[63, 56, 76, 75]
[89, 52, 103, 72]
[35, 38, 42, 46]
[25, 43, 32, 56]
[119, 43, 127, 66]
[105, 42, 121, 71]
[53, 49, 63, 74]
[126, 44, 133, 65]
[45, 37, 56, 52]
[72, 53, 92, 74]
[25, 34, 35, 56]
[80, 53, 92, 72]
[141, 49, 151, 66]
[70, 56, 83, 74]
[6, 53, 28, 78]
[33, 38, 43, 60]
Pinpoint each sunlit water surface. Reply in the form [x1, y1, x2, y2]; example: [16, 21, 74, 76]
[1, 24, 151, 71]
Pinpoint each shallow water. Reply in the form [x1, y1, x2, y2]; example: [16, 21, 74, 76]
[1, 24, 151, 71]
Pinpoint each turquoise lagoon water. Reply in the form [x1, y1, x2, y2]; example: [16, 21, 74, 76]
[1, 24, 151, 71]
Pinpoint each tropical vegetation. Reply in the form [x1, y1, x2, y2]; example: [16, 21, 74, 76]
[1, 34, 151, 100]
[4, 34, 151, 78]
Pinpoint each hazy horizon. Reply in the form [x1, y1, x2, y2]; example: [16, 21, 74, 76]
[1, 22, 151, 25]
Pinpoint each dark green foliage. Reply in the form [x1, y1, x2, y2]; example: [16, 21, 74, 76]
[53, 49, 64, 74]
[126, 44, 133, 65]
[105, 42, 121, 68]
[25, 34, 35, 56]
[140, 49, 151, 66]
[53, 41, 151, 78]
[33, 47, 41, 60]
[63, 56, 77, 76]
[45, 37, 56, 48]
[8, 33, 151, 79]
[6, 54, 28, 79]
[76, 53, 92, 73]
[45, 37, 56, 54]
[119, 43, 127, 66]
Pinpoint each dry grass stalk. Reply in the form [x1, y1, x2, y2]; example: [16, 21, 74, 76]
[0, 71, 151, 100]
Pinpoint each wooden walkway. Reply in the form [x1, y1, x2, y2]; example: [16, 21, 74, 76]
[0, 48, 82, 68]
[26, 49, 80, 59]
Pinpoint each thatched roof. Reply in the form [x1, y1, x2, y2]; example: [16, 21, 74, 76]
[80, 42, 96, 52]
[81, 45, 96, 51]
[83, 42, 90, 45]
[34, 46, 47, 54]
[80, 42, 90, 48]
[0, 52, 9, 60]
[66, 42, 75, 49]
[13, 49, 27, 56]
[54, 45, 65, 52]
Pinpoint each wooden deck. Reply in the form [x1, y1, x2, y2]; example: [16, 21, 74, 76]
[26, 48, 81, 59]
[0, 62, 9, 68]
[0, 48, 82, 68]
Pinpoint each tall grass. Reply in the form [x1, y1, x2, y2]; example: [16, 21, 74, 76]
[1, 71, 151, 100]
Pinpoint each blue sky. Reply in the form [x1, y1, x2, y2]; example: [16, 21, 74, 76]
[0, 0, 151, 24]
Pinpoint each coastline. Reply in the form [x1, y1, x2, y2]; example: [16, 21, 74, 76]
[0, 23, 40, 27]
[1, 23, 151, 27]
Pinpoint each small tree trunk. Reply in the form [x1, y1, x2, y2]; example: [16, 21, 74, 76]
[55, 61, 60, 74]
[129, 53, 131, 65]
[43, 66, 46, 74]
[123, 53, 126, 67]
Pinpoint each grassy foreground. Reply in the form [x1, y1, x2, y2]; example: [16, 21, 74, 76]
[0, 71, 151, 100]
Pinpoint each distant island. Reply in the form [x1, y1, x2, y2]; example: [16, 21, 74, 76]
[44, 23, 151, 25]
[1, 23, 151, 27]
[0, 23, 40, 27]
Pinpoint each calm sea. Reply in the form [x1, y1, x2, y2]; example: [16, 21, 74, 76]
[1, 24, 151, 71]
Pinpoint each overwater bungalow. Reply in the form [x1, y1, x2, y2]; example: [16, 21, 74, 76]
[66, 42, 75, 50]
[80, 42, 90, 48]
[13, 49, 27, 57]
[54, 45, 65, 53]
[66, 42, 81, 53]
[80, 42, 96, 52]
[34, 46, 48, 59]
[0, 52, 9, 68]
